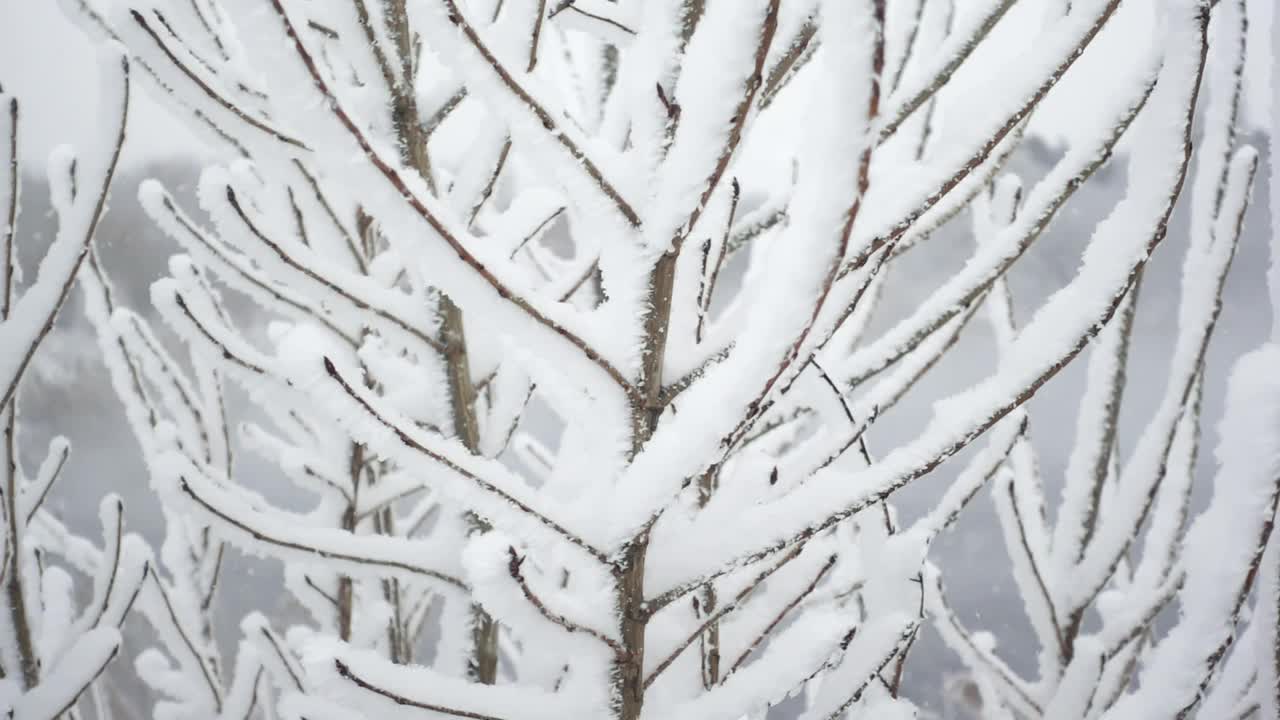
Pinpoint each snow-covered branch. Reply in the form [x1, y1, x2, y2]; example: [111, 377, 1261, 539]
[47, 0, 1280, 717]
[0, 49, 147, 718]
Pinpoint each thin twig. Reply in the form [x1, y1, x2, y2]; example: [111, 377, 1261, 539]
[334, 659, 508, 720]
[468, 138, 512, 229]
[877, 0, 1018, 141]
[528, 0, 550, 72]
[22, 441, 69, 525]
[176, 475, 468, 590]
[507, 547, 624, 655]
[550, 2, 638, 36]
[150, 572, 224, 710]
[508, 207, 565, 259]
[727, 554, 837, 675]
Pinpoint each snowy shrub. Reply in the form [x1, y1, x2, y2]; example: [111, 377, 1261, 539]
[42, 0, 1280, 718]
[0, 50, 151, 718]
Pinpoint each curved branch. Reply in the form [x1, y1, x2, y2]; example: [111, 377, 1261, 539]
[333, 659, 507, 720]
[550, 1, 638, 39]
[323, 358, 608, 565]
[222, 186, 442, 352]
[22, 438, 69, 525]
[170, 293, 269, 377]
[507, 547, 623, 655]
[147, 571, 224, 711]
[174, 472, 467, 591]
[128, 9, 306, 150]
[927, 569, 1042, 716]
[146, 188, 356, 345]
[0, 52, 130, 412]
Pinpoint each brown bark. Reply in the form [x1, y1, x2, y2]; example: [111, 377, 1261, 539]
[615, 534, 650, 720]
[615, 248, 678, 719]
[441, 296, 500, 684]
[697, 468, 720, 689]
[2, 406, 37, 688]
[374, 0, 501, 681]
[1, 131, 33, 682]
[337, 443, 362, 642]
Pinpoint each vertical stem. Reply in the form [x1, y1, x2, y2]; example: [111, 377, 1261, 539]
[598, 45, 620, 127]
[698, 584, 720, 687]
[2, 96, 17, 321]
[1062, 272, 1141, 655]
[696, 468, 720, 688]
[375, 0, 501, 680]
[440, 297, 500, 683]
[616, 249, 679, 719]
[638, 252, 678, 434]
[527, 0, 549, 73]
[679, 0, 707, 46]
[336, 443, 362, 642]
[382, 0, 437, 197]
[375, 504, 410, 663]
[616, 533, 649, 719]
[3, 406, 36, 689]
[441, 300, 481, 449]
[0, 96, 34, 688]
[614, 0, 725, 704]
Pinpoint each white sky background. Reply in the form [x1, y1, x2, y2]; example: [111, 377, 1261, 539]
[0, 0, 199, 171]
[1, 0, 1273, 175]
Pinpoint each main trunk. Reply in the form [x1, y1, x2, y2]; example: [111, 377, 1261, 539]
[371, 0, 501, 679]
[615, 250, 679, 719]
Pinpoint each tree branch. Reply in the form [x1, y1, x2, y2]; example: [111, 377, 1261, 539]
[323, 357, 608, 564]
[507, 547, 624, 655]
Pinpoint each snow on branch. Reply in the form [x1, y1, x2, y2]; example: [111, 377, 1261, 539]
[0, 46, 152, 720]
[0, 47, 130, 412]
[50, 0, 1280, 717]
